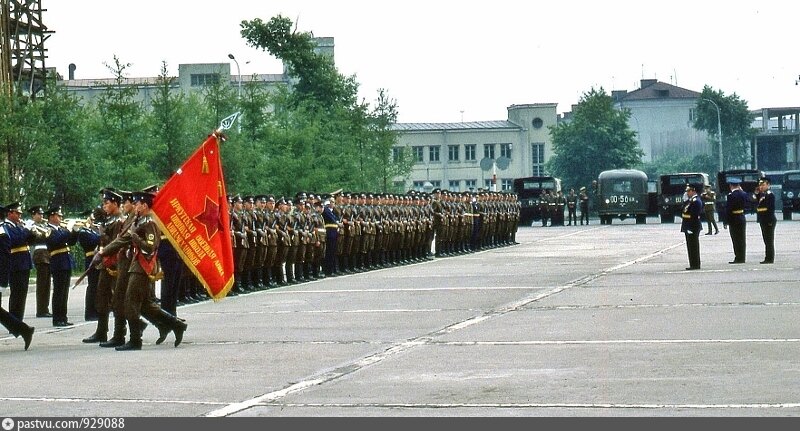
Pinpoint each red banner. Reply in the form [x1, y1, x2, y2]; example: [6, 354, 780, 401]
[151, 133, 234, 300]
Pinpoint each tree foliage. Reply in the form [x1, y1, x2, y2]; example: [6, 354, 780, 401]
[693, 85, 754, 171]
[546, 87, 644, 190]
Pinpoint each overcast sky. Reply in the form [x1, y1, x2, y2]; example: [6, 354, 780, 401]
[45, 1, 800, 123]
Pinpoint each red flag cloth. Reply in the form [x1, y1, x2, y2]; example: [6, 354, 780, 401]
[151, 133, 234, 300]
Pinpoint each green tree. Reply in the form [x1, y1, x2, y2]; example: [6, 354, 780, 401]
[147, 61, 197, 181]
[546, 87, 643, 189]
[694, 86, 754, 171]
[90, 55, 154, 190]
[239, 15, 410, 195]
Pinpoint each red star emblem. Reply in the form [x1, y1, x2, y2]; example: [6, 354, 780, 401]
[194, 196, 221, 239]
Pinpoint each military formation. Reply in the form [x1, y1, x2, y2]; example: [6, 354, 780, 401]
[225, 189, 521, 295]
[1, 186, 518, 351]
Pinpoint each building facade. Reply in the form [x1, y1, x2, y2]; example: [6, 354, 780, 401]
[613, 79, 711, 162]
[391, 103, 558, 192]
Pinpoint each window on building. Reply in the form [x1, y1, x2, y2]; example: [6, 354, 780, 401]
[392, 147, 404, 163]
[500, 143, 512, 159]
[531, 142, 545, 175]
[501, 179, 512, 191]
[484, 179, 494, 190]
[190, 73, 220, 87]
[532, 143, 545, 164]
[483, 144, 496, 160]
[429, 145, 440, 162]
[688, 108, 696, 123]
[412, 146, 424, 163]
[448, 145, 460, 162]
[464, 179, 477, 191]
[449, 180, 460, 192]
[465, 144, 477, 161]
[412, 181, 426, 191]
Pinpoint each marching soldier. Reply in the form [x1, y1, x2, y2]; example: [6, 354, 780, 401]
[99, 191, 141, 347]
[83, 189, 123, 343]
[229, 195, 248, 295]
[97, 190, 187, 350]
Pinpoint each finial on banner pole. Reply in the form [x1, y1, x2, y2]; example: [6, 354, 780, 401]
[215, 112, 241, 138]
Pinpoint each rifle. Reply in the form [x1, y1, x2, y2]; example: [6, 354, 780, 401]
[72, 248, 101, 289]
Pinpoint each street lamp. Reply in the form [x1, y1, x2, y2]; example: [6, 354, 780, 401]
[702, 98, 723, 172]
[227, 53, 241, 99]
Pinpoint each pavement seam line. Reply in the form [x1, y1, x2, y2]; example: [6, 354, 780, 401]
[204, 241, 684, 417]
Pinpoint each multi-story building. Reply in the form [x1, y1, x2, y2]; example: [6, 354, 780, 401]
[613, 79, 711, 162]
[59, 37, 335, 107]
[391, 103, 558, 193]
[750, 107, 800, 171]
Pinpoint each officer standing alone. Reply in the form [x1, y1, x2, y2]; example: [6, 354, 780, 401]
[755, 177, 776, 264]
[681, 185, 703, 270]
[725, 178, 749, 264]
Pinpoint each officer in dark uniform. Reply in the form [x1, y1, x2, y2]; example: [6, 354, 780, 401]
[680, 185, 703, 270]
[45, 206, 78, 327]
[2, 203, 37, 321]
[755, 177, 776, 264]
[321, 196, 339, 276]
[28, 205, 52, 317]
[725, 178, 749, 264]
[75, 208, 102, 321]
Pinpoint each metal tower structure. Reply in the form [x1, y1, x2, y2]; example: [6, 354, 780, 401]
[0, 0, 52, 98]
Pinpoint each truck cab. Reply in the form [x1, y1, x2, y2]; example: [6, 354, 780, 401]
[657, 173, 709, 223]
[597, 169, 649, 225]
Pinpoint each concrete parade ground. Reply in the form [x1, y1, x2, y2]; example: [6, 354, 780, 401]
[1, 215, 799, 417]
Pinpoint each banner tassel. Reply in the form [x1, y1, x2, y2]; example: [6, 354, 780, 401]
[202, 155, 210, 174]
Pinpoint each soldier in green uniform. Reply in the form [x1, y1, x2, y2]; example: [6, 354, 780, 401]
[701, 184, 719, 235]
[98, 190, 187, 351]
[27, 206, 53, 318]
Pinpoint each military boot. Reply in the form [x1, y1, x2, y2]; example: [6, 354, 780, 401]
[99, 316, 127, 348]
[294, 263, 305, 282]
[115, 320, 142, 351]
[82, 313, 109, 343]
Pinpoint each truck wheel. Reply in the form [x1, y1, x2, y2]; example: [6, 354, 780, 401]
[660, 213, 673, 223]
[783, 210, 792, 221]
[636, 215, 647, 224]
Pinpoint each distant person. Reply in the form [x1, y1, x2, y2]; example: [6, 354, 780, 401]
[700, 184, 719, 235]
[725, 178, 749, 264]
[755, 177, 776, 264]
[579, 186, 590, 225]
[680, 185, 703, 270]
[566, 188, 578, 226]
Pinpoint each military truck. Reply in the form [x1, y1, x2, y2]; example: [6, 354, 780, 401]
[512, 176, 561, 226]
[596, 169, 649, 225]
[781, 170, 800, 220]
[657, 172, 710, 223]
[716, 169, 764, 224]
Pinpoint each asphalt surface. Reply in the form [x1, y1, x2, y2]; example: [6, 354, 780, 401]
[1, 215, 799, 417]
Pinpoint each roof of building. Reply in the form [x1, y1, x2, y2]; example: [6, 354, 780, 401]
[391, 120, 523, 132]
[61, 74, 287, 89]
[615, 79, 701, 102]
